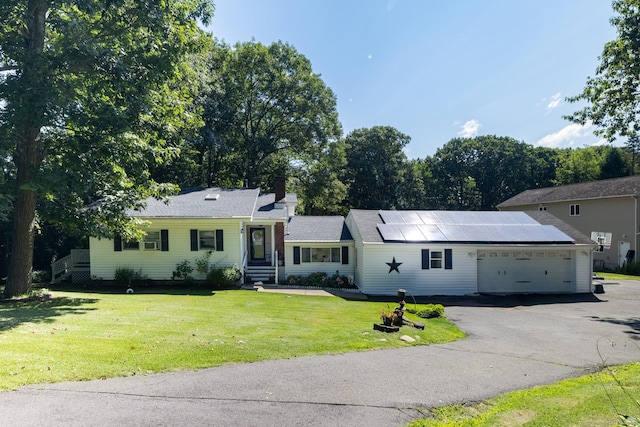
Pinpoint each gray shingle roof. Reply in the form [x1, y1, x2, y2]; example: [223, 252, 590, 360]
[497, 175, 640, 208]
[285, 216, 353, 242]
[347, 209, 593, 246]
[129, 188, 286, 219]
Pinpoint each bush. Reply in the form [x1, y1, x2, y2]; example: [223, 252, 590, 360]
[307, 272, 328, 287]
[206, 264, 241, 289]
[172, 260, 194, 281]
[32, 270, 52, 284]
[114, 266, 147, 287]
[415, 304, 445, 319]
[618, 261, 640, 276]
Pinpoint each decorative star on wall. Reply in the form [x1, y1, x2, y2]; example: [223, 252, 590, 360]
[386, 257, 402, 274]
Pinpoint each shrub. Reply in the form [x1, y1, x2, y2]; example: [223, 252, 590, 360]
[307, 272, 328, 287]
[114, 266, 147, 287]
[172, 260, 194, 281]
[195, 251, 212, 277]
[32, 270, 52, 284]
[206, 264, 241, 289]
[415, 304, 445, 319]
[618, 261, 640, 276]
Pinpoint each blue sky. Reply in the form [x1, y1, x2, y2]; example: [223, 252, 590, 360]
[207, 1, 617, 159]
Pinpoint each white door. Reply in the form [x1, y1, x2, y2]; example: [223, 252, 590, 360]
[619, 241, 631, 267]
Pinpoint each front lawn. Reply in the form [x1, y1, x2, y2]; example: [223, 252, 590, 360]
[408, 362, 640, 426]
[0, 289, 464, 391]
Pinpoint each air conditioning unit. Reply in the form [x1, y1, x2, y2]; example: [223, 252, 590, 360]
[144, 241, 158, 250]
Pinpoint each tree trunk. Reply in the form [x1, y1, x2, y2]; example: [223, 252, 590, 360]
[4, 0, 47, 298]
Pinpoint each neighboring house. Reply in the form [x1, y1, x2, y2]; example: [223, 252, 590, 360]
[85, 184, 595, 295]
[497, 175, 640, 270]
[345, 209, 595, 296]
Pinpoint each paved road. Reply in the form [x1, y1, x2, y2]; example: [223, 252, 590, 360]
[2, 280, 639, 426]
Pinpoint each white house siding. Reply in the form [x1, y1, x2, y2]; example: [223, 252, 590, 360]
[283, 243, 355, 279]
[360, 244, 477, 296]
[344, 214, 366, 290]
[575, 249, 593, 293]
[90, 218, 243, 280]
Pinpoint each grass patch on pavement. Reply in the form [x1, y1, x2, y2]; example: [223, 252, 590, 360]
[408, 363, 640, 427]
[0, 289, 464, 391]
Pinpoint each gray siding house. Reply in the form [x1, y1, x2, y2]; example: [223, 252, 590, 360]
[497, 175, 640, 270]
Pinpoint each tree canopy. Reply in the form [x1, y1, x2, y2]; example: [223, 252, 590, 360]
[0, 0, 214, 296]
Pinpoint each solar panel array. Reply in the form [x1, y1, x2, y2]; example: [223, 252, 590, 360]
[376, 211, 574, 243]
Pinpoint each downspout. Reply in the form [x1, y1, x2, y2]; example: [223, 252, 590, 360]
[635, 194, 639, 262]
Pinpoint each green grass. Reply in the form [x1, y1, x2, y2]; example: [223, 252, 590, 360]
[0, 289, 465, 391]
[597, 271, 640, 281]
[408, 363, 640, 427]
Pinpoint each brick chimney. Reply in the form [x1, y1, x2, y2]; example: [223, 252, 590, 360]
[274, 176, 286, 203]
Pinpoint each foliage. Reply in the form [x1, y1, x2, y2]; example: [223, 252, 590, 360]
[0, 291, 464, 391]
[565, 0, 640, 170]
[343, 126, 411, 210]
[618, 261, 640, 276]
[415, 304, 445, 319]
[0, 0, 214, 297]
[206, 264, 241, 289]
[194, 251, 213, 277]
[193, 39, 341, 190]
[31, 270, 51, 284]
[285, 272, 355, 289]
[114, 266, 147, 287]
[172, 260, 194, 281]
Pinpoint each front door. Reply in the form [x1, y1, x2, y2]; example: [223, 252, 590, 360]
[619, 241, 631, 267]
[250, 227, 266, 264]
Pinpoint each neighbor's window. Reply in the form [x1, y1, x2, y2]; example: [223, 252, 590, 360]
[301, 247, 341, 263]
[430, 251, 443, 269]
[199, 231, 216, 250]
[570, 204, 580, 216]
[143, 231, 161, 250]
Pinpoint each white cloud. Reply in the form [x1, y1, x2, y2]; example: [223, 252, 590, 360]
[458, 119, 482, 138]
[367, 53, 373, 60]
[547, 93, 562, 110]
[536, 122, 594, 148]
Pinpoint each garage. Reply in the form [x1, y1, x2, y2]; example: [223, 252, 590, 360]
[477, 248, 574, 294]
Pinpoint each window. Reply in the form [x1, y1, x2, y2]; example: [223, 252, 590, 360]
[301, 247, 341, 263]
[199, 231, 216, 250]
[123, 240, 140, 250]
[293, 246, 349, 265]
[143, 231, 160, 251]
[114, 230, 168, 252]
[422, 249, 452, 269]
[190, 229, 224, 251]
[430, 251, 443, 268]
[570, 204, 580, 216]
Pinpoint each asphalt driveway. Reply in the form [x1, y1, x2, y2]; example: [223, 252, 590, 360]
[1, 280, 639, 427]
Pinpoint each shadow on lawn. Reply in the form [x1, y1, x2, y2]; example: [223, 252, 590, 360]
[0, 295, 99, 332]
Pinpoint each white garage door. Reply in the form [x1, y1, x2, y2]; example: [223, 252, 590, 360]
[477, 249, 573, 294]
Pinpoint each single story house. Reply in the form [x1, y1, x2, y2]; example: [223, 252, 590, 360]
[497, 175, 640, 270]
[345, 209, 595, 296]
[86, 184, 596, 295]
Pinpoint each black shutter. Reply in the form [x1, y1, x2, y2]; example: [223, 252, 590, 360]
[190, 229, 198, 251]
[161, 230, 169, 251]
[114, 235, 122, 252]
[293, 246, 300, 264]
[341, 246, 349, 264]
[421, 249, 429, 269]
[445, 249, 453, 270]
[216, 230, 224, 251]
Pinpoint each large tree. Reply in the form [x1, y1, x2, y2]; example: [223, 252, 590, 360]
[566, 0, 640, 159]
[342, 126, 410, 210]
[198, 40, 341, 190]
[0, 0, 213, 297]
